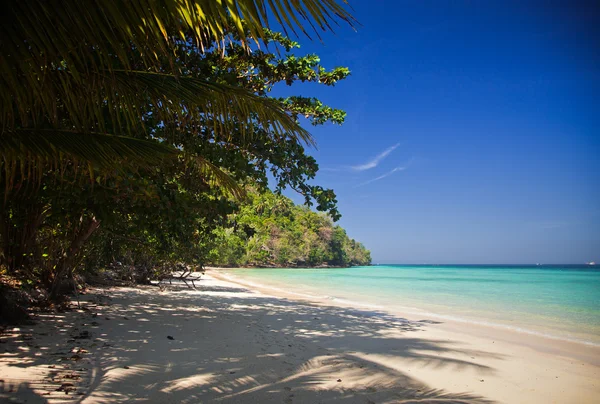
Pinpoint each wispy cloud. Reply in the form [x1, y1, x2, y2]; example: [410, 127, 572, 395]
[355, 163, 410, 187]
[351, 142, 401, 171]
[319, 167, 346, 172]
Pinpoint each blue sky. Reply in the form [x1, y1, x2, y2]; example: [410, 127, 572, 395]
[275, 0, 599, 264]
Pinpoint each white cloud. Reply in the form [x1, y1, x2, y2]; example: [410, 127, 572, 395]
[355, 158, 414, 187]
[351, 142, 401, 171]
[356, 166, 407, 187]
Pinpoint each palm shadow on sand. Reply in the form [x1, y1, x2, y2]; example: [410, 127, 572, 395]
[1, 283, 502, 403]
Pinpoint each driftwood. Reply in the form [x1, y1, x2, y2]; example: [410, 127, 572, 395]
[158, 268, 204, 289]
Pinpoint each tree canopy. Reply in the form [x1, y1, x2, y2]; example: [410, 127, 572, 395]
[1, 16, 370, 304]
[1, 0, 355, 184]
[209, 188, 371, 268]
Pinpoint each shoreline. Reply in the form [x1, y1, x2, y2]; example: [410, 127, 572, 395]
[210, 268, 600, 357]
[1, 272, 599, 403]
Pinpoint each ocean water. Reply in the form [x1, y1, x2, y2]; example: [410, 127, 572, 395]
[223, 265, 600, 346]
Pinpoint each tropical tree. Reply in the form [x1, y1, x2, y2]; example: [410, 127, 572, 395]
[0, 12, 358, 299]
[1, 0, 356, 183]
[82, 24, 355, 278]
[0, 1, 357, 299]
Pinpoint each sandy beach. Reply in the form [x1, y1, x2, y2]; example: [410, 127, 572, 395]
[1, 271, 598, 403]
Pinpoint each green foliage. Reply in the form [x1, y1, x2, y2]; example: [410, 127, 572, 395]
[2, 1, 356, 191]
[0, 22, 368, 301]
[208, 189, 371, 268]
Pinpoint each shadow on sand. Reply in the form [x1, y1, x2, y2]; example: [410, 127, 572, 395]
[0, 282, 502, 403]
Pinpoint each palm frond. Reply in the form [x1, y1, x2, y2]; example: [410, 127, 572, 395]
[2, 69, 313, 147]
[1, 1, 355, 69]
[1, 0, 356, 120]
[0, 0, 350, 192]
[188, 156, 246, 201]
[109, 70, 314, 146]
[1, 129, 176, 169]
[1, 128, 176, 198]
[1, 129, 247, 202]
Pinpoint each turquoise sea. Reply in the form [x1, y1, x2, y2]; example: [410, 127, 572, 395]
[224, 265, 600, 345]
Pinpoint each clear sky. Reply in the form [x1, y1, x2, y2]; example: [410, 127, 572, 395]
[276, 0, 600, 264]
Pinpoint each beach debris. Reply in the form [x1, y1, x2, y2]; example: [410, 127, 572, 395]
[56, 382, 76, 394]
[167, 335, 174, 340]
[480, 379, 484, 382]
[123, 317, 129, 320]
[124, 366, 130, 369]
[48, 365, 56, 368]
[337, 379, 342, 382]
[229, 371, 236, 374]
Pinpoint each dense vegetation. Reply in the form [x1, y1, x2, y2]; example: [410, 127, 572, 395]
[1, 1, 367, 313]
[209, 189, 371, 268]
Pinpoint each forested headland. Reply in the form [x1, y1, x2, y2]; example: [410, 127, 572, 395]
[208, 188, 371, 268]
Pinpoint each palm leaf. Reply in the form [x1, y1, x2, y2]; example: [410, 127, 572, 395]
[1, 129, 175, 169]
[1, 0, 353, 193]
[1, 1, 355, 68]
[0, 128, 175, 198]
[1, 68, 314, 147]
[1, 0, 356, 126]
[189, 155, 246, 201]
[110, 70, 315, 146]
[1, 129, 246, 201]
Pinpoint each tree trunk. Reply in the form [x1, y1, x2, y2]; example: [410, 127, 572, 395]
[49, 215, 100, 301]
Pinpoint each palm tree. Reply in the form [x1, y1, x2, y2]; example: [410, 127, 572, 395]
[0, 0, 356, 190]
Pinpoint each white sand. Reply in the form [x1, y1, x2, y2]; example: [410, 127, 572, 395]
[1, 271, 598, 403]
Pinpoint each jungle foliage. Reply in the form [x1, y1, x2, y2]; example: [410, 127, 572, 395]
[1, 8, 370, 305]
[209, 188, 371, 268]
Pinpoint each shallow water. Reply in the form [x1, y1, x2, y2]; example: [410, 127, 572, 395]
[224, 265, 600, 345]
